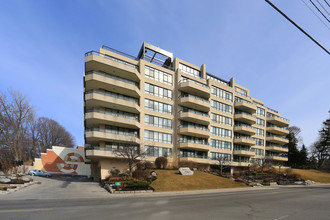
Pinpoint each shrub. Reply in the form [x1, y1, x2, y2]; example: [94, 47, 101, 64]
[136, 162, 145, 170]
[132, 169, 147, 180]
[144, 161, 153, 170]
[155, 157, 168, 169]
[110, 168, 120, 177]
[123, 180, 151, 190]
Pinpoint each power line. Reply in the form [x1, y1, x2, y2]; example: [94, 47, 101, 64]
[324, 0, 330, 7]
[316, 0, 330, 16]
[309, 0, 330, 22]
[300, 0, 330, 30]
[265, 0, 330, 55]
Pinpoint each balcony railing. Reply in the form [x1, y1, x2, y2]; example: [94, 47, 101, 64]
[267, 125, 288, 130]
[266, 134, 288, 140]
[85, 128, 139, 138]
[86, 109, 139, 121]
[267, 113, 290, 122]
[235, 111, 256, 118]
[179, 78, 209, 88]
[179, 109, 209, 117]
[234, 123, 255, 129]
[180, 155, 209, 159]
[234, 136, 253, 140]
[266, 145, 288, 149]
[179, 140, 209, 145]
[85, 90, 139, 105]
[179, 93, 209, 103]
[179, 124, 209, 131]
[85, 71, 139, 88]
[85, 50, 138, 70]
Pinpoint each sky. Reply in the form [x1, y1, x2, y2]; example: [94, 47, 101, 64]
[0, 0, 329, 150]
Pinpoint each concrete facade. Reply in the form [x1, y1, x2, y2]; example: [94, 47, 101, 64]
[84, 43, 290, 180]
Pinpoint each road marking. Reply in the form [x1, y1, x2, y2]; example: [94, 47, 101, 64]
[0, 208, 53, 213]
[274, 215, 289, 220]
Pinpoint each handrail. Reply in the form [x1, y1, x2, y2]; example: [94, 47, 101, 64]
[179, 140, 209, 145]
[235, 111, 256, 118]
[86, 109, 139, 121]
[102, 45, 137, 60]
[234, 123, 255, 129]
[266, 134, 288, 140]
[179, 124, 209, 131]
[85, 128, 139, 137]
[180, 155, 209, 159]
[179, 109, 209, 117]
[267, 125, 288, 130]
[267, 113, 290, 122]
[85, 71, 139, 88]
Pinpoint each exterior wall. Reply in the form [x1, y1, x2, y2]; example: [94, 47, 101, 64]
[34, 146, 91, 176]
[84, 44, 290, 180]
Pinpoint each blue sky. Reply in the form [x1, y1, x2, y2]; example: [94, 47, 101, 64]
[0, 0, 329, 150]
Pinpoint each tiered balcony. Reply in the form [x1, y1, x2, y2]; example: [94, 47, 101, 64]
[85, 146, 118, 159]
[267, 155, 288, 162]
[178, 79, 210, 98]
[234, 101, 256, 114]
[266, 115, 290, 127]
[266, 145, 289, 153]
[266, 135, 289, 145]
[266, 125, 289, 136]
[85, 128, 140, 144]
[85, 71, 140, 98]
[178, 94, 210, 112]
[178, 125, 209, 138]
[85, 50, 140, 81]
[85, 90, 140, 114]
[178, 110, 210, 125]
[84, 110, 139, 129]
[234, 124, 255, 135]
[234, 112, 256, 125]
[178, 142, 209, 151]
[233, 137, 255, 146]
[179, 156, 210, 164]
[233, 150, 255, 157]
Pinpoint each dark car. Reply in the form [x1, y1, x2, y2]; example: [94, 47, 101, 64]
[28, 170, 52, 177]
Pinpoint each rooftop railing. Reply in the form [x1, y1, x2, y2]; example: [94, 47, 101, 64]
[102, 45, 137, 60]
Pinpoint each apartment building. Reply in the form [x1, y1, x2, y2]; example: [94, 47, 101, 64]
[84, 42, 290, 180]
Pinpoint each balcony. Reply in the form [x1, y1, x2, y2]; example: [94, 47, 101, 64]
[234, 101, 256, 114]
[85, 129, 140, 144]
[178, 79, 210, 98]
[266, 135, 289, 145]
[266, 126, 289, 136]
[178, 111, 210, 125]
[266, 146, 289, 153]
[233, 150, 255, 157]
[234, 113, 256, 125]
[85, 51, 140, 81]
[179, 156, 210, 164]
[178, 142, 209, 151]
[84, 110, 139, 129]
[85, 147, 118, 159]
[234, 125, 255, 135]
[85, 71, 140, 98]
[233, 137, 255, 146]
[267, 156, 288, 162]
[266, 115, 290, 127]
[85, 90, 140, 114]
[178, 94, 210, 112]
[178, 126, 209, 138]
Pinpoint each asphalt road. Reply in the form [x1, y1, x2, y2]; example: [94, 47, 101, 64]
[0, 184, 329, 220]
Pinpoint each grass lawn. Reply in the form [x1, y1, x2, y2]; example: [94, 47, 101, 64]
[292, 169, 330, 183]
[150, 170, 247, 192]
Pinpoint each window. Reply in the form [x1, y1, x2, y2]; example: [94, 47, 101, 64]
[211, 86, 233, 102]
[104, 125, 139, 137]
[210, 139, 231, 150]
[255, 128, 264, 136]
[145, 99, 172, 114]
[180, 149, 207, 159]
[211, 100, 233, 114]
[179, 63, 202, 78]
[253, 138, 264, 146]
[145, 114, 172, 129]
[180, 121, 208, 131]
[235, 87, 247, 97]
[256, 118, 265, 126]
[145, 66, 172, 85]
[145, 146, 172, 157]
[210, 152, 231, 161]
[145, 83, 172, 100]
[211, 126, 232, 138]
[144, 130, 172, 144]
[256, 107, 265, 116]
[251, 148, 264, 156]
[211, 113, 232, 126]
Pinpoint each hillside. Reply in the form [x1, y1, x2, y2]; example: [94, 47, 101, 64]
[292, 169, 330, 183]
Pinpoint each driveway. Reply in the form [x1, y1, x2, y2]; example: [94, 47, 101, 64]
[0, 175, 110, 200]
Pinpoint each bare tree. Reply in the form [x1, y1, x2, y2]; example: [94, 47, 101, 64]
[217, 155, 230, 176]
[114, 143, 146, 177]
[37, 117, 75, 153]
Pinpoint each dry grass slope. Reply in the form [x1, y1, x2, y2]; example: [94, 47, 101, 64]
[150, 170, 247, 192]
[292, 169, 330, 183]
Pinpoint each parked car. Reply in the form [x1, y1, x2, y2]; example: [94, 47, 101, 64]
[28, 170, 52, 177]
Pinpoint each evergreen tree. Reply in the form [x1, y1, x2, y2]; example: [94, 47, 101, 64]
[299, 144, 308, 168]
[286, 126, 301, 168]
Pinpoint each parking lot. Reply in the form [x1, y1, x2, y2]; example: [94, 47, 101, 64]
[0, 175, 110, 200]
